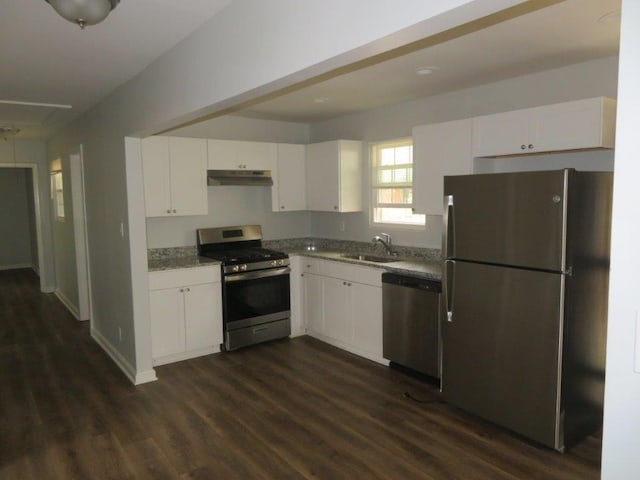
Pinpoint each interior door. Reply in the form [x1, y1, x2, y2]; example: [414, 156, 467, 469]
[444, 169, 568, 271]
[442, 261, 564, 449]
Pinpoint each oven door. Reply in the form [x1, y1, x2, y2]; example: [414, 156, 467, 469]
[223, 267, 291, 330]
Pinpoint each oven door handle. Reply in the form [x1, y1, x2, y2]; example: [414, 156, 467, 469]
[225, 267, 291, 283]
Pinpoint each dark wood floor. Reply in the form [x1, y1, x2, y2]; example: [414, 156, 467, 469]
[0, 268, 601, 479]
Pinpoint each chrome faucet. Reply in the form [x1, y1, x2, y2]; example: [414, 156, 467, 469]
[372, 233, 394, 255]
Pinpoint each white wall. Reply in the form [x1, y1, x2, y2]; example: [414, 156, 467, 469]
[147, 187, 311, 248]
[0, 169, 35, 269]
[601, 1, 640, 478]
[0, 140, 55, 290]
[49, 0, 518, 382]
[309, 56, 618, 249]
[49, 152, 80, 317]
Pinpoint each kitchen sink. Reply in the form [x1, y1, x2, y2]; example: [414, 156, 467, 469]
[341, 253, 399, 263]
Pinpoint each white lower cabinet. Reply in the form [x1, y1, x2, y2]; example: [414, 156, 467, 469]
[149, 266, 223, 366]
[298, 257, 385, 364]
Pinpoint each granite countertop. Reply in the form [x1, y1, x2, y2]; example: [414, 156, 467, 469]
[147, 238, 442, 280]
[148, 255, 220, 272]
[289, 250, 441, 281]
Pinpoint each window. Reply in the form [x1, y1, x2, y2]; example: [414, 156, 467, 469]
[371, 139, 425, 226]
[51, 159, 65, 221]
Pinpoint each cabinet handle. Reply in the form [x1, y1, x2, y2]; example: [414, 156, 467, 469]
[179, 288, 184, 293]
[520, 144, 526, 150]
[172, 209, 177, 213]
[301, 273, 304, 277]
[166, 209, 171, 213]
[343, 281, 347, 285]
[306, 265, 311, 268]
[528, 144, 534, 149]
[347, 283, 352, 287]
[186, 287, 190, 292]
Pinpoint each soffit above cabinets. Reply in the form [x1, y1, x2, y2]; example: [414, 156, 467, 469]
[237, 0, 621, 124]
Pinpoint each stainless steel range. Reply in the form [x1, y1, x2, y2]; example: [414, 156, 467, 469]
[197, 225, 291, 351]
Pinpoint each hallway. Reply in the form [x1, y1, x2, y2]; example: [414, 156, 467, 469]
[0, 269, 602, 479]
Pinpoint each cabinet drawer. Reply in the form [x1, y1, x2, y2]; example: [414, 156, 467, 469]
[149, 266, 221, 290]
[308, 258, 380, 287]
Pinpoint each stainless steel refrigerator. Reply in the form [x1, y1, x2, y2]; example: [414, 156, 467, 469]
[441, 169, 612, 452]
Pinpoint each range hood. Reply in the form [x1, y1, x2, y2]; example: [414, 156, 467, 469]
[207, 169, 273, 186]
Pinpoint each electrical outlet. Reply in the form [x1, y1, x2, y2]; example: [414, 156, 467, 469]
[119, 222, 124, 237]
[340, 220, 345, 232]
[118, 327, 122, 342]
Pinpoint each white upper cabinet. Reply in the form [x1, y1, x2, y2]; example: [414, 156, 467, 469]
[472, 97, 616, 157]
[412, 119, 473, 215]
[306, 140, 362, 212]
[207, 139, 276, 170]
[142, 136, 207, 217]
[272, 143, 306, 212]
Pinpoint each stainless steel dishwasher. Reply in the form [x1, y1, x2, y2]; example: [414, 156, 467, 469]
[382, 272, 441, 378]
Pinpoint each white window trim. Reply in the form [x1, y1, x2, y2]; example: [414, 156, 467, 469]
[369, 138, 426, 229]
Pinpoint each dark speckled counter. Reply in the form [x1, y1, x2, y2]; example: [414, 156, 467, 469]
[147, 238, 442, 280]
[147, 255, 220, 272]
[289, 250, 441, 281]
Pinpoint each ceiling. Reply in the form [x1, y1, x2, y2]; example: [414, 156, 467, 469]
[237, 0, 621, 123]
[0, 1, 622, 140]
[0, 0, 232, 140]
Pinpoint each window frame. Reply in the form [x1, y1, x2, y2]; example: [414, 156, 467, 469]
[369, 138, 425, 229]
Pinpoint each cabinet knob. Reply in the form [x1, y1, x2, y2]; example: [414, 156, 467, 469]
[179, 288, 184, 293]
[528, 144, 534, 149]
[520, 144, 526, 150]
[166, 209, 171, 213]
[347, 283, 352, 287]
[172, 209, 177, 213]
[343, 281, 347, 285]
[333, 206, 338, 210]
[186, 287, 190, 292]
[281, 206, 285, 210]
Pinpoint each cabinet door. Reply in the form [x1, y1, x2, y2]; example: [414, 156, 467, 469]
[289, 257, 306, 336]
[142, 136, 172, 217]
[237, 141, 276, 170]
[304, 273, 324, 335]
[472, 110, 530, 157]
[413, 119, 473, 215]
[306, 141, 340, 212]
[529, 98, 605, 153]
[150, 287, 186, 358]
[323, 276, 351, 344]
[184, 282, 223, 351]
[207, 139, 240, 170]
[273, 144, 306, 212]
[169, 137, 208, 216]
[337, 140, 362, 213]
[350, 282, 382, 357]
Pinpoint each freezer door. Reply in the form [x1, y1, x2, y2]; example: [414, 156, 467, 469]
[444, 169, 568, 271]
[441, 261, 564, 450]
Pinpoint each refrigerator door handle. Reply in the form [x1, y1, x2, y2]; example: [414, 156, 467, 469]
[442, 195, 455, 259]
[443, 259, 455, 322]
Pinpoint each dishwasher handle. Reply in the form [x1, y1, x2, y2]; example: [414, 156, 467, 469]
[381, 272, 441, 292]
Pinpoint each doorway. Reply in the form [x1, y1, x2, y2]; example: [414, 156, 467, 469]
[0, 163, 46, 292]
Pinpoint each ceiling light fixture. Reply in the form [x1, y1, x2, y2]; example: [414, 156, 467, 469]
[0, 126, 21, 141]
[416, 66, 438, 76]
[44, 0, 120, 29]
[313, 97, 329, 104]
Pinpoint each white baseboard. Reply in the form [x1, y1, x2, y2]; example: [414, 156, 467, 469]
[91, 327, 157, 385]
[54, 289, 80, 320]
[41, 286, 55, 293]
[0, 262, 32, 271]
[152, 345, 220, 367]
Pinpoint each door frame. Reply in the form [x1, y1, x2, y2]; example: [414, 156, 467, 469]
[0, 163, 46, 292]
[69, 145, 93, 322]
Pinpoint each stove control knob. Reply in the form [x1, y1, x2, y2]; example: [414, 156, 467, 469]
[278, 259, 284, 266]
[240, 264, 248, 271]
[231, 265, 240, 273]
[271, 260, 277, 267]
